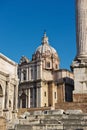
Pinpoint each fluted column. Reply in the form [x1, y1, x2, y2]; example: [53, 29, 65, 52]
[76, 0, 87, 58]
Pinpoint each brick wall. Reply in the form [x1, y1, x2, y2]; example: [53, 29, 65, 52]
[55, 102, 87, 113]
[73, 93, 87, 102]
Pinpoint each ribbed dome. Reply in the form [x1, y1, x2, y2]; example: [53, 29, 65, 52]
[35, 32, 58, 56]
[35, 44, 57, 54]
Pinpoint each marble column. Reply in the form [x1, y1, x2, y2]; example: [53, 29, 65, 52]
[33, 88, 35, 107]
[76, 0, 87, 58]
[27, 89, 30, 108]
[36, 87, 41, 107]
[71, 0, 87, 103]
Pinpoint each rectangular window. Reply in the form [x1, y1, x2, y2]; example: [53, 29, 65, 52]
[44, 92, 46, 97]
[47, 62, 50, 68]
[23, 70, 26, 81]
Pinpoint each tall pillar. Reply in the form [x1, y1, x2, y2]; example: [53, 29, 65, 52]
[76, 0, 87, 59]
[36, 87, 41, 107]
[71, 0, 87, 102]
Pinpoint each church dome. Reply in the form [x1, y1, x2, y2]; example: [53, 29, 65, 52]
[32, 32, 60, 70]
[35, 43, 57, 54]
[35, 32, 58, 58]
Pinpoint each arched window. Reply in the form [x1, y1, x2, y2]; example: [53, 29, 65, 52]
[0, 85, 3, 97]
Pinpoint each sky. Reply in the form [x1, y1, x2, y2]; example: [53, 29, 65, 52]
[0, 0, 76, 70]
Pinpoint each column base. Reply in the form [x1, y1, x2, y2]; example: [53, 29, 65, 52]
[71, 57, 87, 70]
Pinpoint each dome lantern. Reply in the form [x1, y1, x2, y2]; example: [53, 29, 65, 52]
[42, 32, 49, 45]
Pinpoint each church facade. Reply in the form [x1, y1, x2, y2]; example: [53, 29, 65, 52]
[0, 53, 18, 120]
[18, 32, 74, 108]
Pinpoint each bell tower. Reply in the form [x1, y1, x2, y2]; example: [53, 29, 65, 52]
[71, 0, 87, 102]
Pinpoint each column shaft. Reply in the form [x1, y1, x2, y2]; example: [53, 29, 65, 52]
[27, 89, 30, 108]
[76, 0, 87, 57]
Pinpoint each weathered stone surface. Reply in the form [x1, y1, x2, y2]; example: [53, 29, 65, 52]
[76, 0, 87, 58]
[71, 0, 87, 103]
[19, 111, 30, 119]
[33, 111, 42, 116]
[65, 109, 83, 114]
[8, 112, 87, 130]
[51, 109, 64, 115]
[0, 53, 18, 121]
